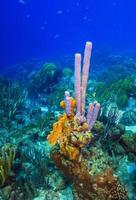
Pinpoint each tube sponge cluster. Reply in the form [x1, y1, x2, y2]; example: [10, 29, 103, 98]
[47, 42, 100, 161]
[74, 42, 100, 127]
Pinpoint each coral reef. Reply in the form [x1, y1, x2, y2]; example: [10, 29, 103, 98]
[1, 42, 136, 199]
[47, 42, 128, 200]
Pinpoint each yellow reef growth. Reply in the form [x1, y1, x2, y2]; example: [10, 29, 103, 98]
[47, 98, 93, 161]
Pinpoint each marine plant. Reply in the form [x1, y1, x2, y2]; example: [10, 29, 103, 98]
[95, 76, 136, 109]
[47, 42, 127, 199]
[102, 103, 119, 139]
[0, 143, 16, 186]
[17, 139, 51, 188]
[0, 77, 26, 130]
[120, 133, 136, 155]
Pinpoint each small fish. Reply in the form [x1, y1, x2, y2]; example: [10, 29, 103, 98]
[76, 2, 80, 7]
[57, 10, 62, 15]
[26, 14, 31, 18]
[41, 26, 45, 30]
[18, 0, 26, 4]
[54, 34, 60, 39]
[83, 16, 88, 20]
[44, 21, 47, 25]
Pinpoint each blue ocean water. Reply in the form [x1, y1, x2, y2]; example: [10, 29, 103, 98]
[0, 0, 136, 67]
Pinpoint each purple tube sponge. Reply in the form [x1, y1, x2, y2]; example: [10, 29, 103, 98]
[64, 91, 73, 116]
[87, 102, 100, 130]
[74, 42, 93, 123]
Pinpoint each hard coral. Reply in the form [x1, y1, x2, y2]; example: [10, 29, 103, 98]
[52, 151, 127, 200]
[108, 182, 127, 200]
[88, 147, 109, 176]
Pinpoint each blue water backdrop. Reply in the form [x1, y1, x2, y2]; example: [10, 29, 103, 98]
[0, 0, 136, 67]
